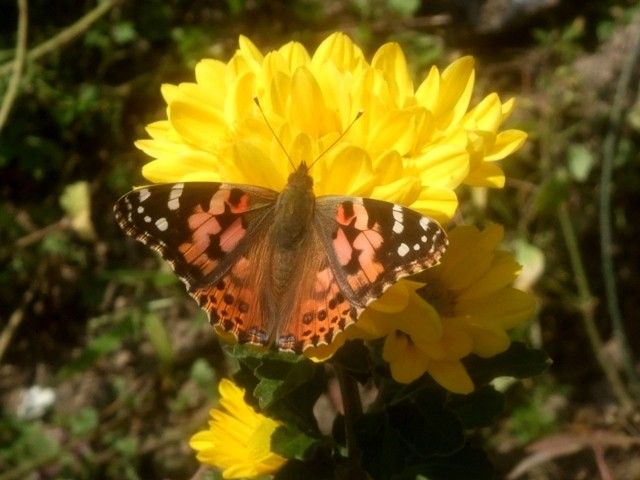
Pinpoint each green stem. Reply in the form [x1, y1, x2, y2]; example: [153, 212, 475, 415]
[558, 203, 634, 412]
[0, 0, 121, 77]
[598, 25, 640, 395]
[0, 0, 28, 133]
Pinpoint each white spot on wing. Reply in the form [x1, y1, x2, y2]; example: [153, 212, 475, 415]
[139, 189, 151, 202]
[168, 183, 184, 211]
[397, 243, 410, 257]
[413, 243, 420, 251]
[419, 217, 430, 230]
[137, 206, 144, 213]
[155, 217, 168, 231]
[421, 235, 428, 242]
[144, 215, 151, 223]
[392, 221, 404, 234]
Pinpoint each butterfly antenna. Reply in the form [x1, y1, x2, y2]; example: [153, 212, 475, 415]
[308, 110, 363, 170]
[253, 97, 296, 170]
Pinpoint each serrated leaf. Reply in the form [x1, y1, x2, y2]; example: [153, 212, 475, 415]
[271, 425, 322, 460]
[464, 342, 551, 384]
[447, 386, 505, 429]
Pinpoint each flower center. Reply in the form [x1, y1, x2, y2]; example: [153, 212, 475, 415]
[417, 282, 456, 317]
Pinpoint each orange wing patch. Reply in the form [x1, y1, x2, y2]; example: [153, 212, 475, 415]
[277, 234, 361, 352]
[191, 236, 273, 347]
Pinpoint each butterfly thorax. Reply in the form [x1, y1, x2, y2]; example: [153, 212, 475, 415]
[264, 163, 316, 307]
[271, 163, 315, 250]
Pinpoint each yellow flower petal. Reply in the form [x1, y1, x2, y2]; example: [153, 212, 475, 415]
[435, 56, 475, 130]
[312, 32, 364, 71]
[384, 332, 430, 384]
[457, 287, 536, 330]
[458, 250, 522, 300]
[426, 360, 474, 394]
[437, 224, 504, 292]
[371, 42, 413, 107]
[465, 322, 511, 357]
[485, 129, 528, 161]
[463, 161, 505, 188]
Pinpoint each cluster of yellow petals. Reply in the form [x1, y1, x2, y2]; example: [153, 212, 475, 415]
[136, 32, 525, 222]
[189, 379, 286, 478]
[345, 224, 536, 393]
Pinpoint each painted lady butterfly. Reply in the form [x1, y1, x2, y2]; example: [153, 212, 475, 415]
[114, 161, 448, 353]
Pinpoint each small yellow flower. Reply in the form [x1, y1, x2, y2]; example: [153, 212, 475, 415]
[189, 379, 286, 478]
[352, 225, 536, 394]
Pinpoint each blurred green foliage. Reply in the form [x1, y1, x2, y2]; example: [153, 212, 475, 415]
[1, 0, 640, 479]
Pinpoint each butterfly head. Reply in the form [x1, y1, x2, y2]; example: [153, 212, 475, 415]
[286, 161, 314, 191]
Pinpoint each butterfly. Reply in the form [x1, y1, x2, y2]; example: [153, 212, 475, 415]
[114, 161, 448, 353]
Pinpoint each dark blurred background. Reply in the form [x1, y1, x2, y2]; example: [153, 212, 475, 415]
[1, 1, 639, 478]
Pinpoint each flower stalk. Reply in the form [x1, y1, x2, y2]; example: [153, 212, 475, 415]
[558, 203, 634, 412]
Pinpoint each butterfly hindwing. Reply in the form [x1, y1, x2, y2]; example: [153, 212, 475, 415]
[114, 182, 277, 290]
[191, 234, 276, 348]
[275, 231, 361, 352]
[315, 196, 448, 308]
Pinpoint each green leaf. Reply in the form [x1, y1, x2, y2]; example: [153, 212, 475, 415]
[111, 21, 138, 45]
[190, 358, 215, 387]
[271, 424, 322, 460]
[388, 0, 420, 17]
[59, 181, 96, 240]
[447, 386, 505, 429]
[58, 331, 122, 377]
[510, 237, 545, 291]
[464, 342, 551, 384]
[567, 144, 595, 182]
[254, 359, 316, 409]
[68, 407, 99, 436]
[144, 313, 174, 371]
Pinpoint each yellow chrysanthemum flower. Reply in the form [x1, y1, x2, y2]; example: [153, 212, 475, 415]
[189, 379, 286, 478]
[351, 225, 536, 394]
[136, 32, 524, 222]
[134, 32, 528, 367]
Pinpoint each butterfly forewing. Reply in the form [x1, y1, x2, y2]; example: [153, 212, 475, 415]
[114, 182, 277, 290]
[314, 196, 448, 308]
